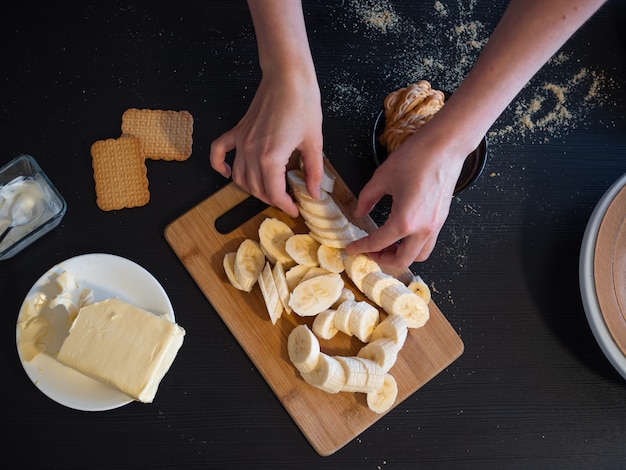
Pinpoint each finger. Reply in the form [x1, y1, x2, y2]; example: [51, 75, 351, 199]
[263, 164, 299, 218]
[209, 131, 236, 178]
[376, 231, 435, 267]
[354, 176, 386, 218]
[299, 145, 324, 200]
[345, 218, 406, 257]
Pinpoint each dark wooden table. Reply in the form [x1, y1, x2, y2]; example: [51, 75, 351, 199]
[1, 1, 625, 468]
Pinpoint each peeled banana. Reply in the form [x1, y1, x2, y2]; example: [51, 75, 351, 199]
[407, 274, 431, 304]
[258, 217, 295, 267]
[317, 245, 345, 274]
[312, 309, 339, 340]
[234, 239, 266, 293]
[285, 233, 320, 267]
[258, 262, 283, 325]
[369, 314, 408, 348]
[288, 273, 344, 317]
[287, 324, 320, 373]
[366, 373, 398, 414]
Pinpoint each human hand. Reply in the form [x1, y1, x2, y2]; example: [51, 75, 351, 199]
[209, 70, 324, 218]
[346, 127, 467, 267]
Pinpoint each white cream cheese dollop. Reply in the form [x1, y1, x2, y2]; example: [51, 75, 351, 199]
[0, 176, 49, 249]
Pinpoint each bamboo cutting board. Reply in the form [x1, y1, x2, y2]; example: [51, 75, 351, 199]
[164, 160, 464, 456]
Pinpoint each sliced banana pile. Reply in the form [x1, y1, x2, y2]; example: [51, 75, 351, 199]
[222, 167, 432, 414]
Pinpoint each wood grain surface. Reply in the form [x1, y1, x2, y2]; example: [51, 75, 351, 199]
[164, 159, 464, 456]
[594, 183, 626, 355]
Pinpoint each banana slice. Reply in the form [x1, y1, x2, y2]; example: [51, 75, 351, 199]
[287, 324, 320, 374]
[317, 244, 345, 273]
[300, 353, 345, 394]
[379, 284, 429, 328]
[361, 271, 404, 305]
[357, 338, 399, 372]
[347, 301, 380, 343]
[369, 314, 408, 348]
[309, 224, 368, 249]
[223, 252, 244, 291]
[285, 168, 309, 194]
[334, 301, 355, 336]
[258, 262, 283, 325]
[299, 266, 331, 283]
[288, 172, 346, 221]
[285, 233, 320, 267]
[337, 356, 384, 393]
[233, 239, 266, 293]
[296, 191, 345, 220]
[320, 167, 337, 194]
[331, 287, 355, 309]
[297, 155, 336, 193]
[288, 273, 344, 317]
[407, 274, 431, 304]
[272, 261, 292, 314]
[285, 264, 311, 291]
[344, 254, 382, 291]
[300, 208, 349, 231]
[312, 309, 339, 340]
[258, 217, 295, 267]
[366, 373, 398, 414]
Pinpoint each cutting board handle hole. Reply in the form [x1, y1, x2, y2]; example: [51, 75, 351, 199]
[215, 196, 268, 234]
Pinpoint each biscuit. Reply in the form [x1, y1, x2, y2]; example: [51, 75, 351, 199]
[91, 136, 150, 211]
[121, 108, 193, 161]
[380, 80, 445, 152]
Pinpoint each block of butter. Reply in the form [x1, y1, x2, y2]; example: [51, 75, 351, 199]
[57, 298, 185, 403]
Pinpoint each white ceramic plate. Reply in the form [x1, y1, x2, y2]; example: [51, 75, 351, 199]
[16, 253, 174, 411]
[580, 172, 626, 380]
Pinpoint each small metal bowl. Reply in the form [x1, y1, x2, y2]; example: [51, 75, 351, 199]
[371, 108, 488, 195]
[0, 155, 67, 260]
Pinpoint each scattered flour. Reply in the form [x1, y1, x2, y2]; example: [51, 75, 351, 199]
[323, 1, 617, 146]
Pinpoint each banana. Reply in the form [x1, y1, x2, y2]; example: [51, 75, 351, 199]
[320, 167, 337, 194]
[357, 338, 399, 372]
[312, 309, 339, 340]
[361, 271, 404, 305]
[357, 357, 386, 392]
[272, 261, 292, 314]
[369, 314, 408, 348]
[299, 266, 331, 283]
[285, 233, 320, 267]
[348, 300, 381, 343]
[297, 154, 336, 193]
[300, 353, 345, 394]
[258, 217, 295, 267]
[296, 191, 345, 220]
[288, 273, 344, 317]
[407, 274, 431, 304]
[334, 301, 355, 336]
[309, 224, 368, 249]
[337, 356, 384, 393]
[223, 252, 244, 291]
[258, 262, 283, 325]
[379, 284, 429, 328]
[344, 253, 382, 291]
[331, 287, 355, 309]
[366, 373, 398, 414]
[317, 244, 345, 273]
[285, 168, 310, 194]
[285, 264, 311, 291]
[300, 208, 349, 231]
[287, 324, 321, 374]
[287, 171, 346, 221]
[233, 238, 266, 293]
